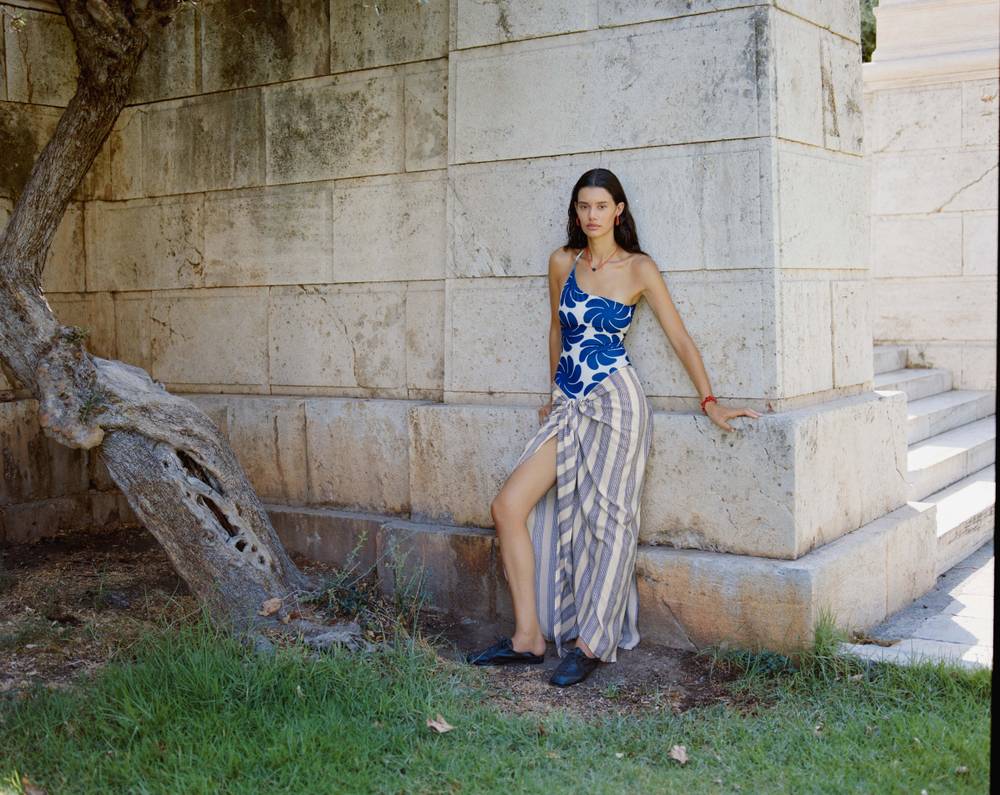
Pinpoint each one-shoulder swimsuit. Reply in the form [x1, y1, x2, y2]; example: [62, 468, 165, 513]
[555, 248, 637, 399]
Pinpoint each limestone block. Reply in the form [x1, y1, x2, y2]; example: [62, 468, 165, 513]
[902, 341, 996, 392]
[90, 491, 136, 530]
[597, 0, 759, 29]
[225, 397, 308, 503]
[0, 101, 60, 200]
[831, 280, 873, 388]
[2, 495, 92, 543]
[377, 520, 496, 620]
[85, 195, 205, 291]
[403, 63, 447, 172]
[150, 288, 268, 387]
[268, 505, 380, 572]
[449, 9, 765, 164]
[819, 28, 864, 155]
[873, 279, 997, 342]
[333, 171, 445, 283]
[184, 394, 232, 440]
[129, 2, 196, 103]
[109, 107, 143, 200]
[264, 70, 405, 185]
[0, 11, 5, 99]
[330, 0, 447, 72]
[3, 7, 77, 106]
[444, 277, 549, 396]
[305, 398, 418, 513]
[41, 201, 85, 293]
[962, 78, 999, 147]
[113, 291, 152, 373]
[869, 84, 962, 153]
[0, 399, 88, 505]
[777, 279, 832, 396]
[269, 284, 407, 391]
[405, 283, 444, 391]
[408, 403, 538, 526]
[636, 502, 935, 653]
[142, 90, 264, 196]
[47, 292, 116, 359]
[203, 183, 334, 287]
[963, 211, 999, 276]
[872, 214, 963, 278]
[871, 148, 999, 216]
[454, 0, 594, 49]
[626, 272, 775, 401]
[200, 0, 329, 93]
[777, 144, 867, 269]
[772, 10, 823, 148]
[772, 0, 860, 41]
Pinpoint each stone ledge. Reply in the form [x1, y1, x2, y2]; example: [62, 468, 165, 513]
[265, 499, 937, 656]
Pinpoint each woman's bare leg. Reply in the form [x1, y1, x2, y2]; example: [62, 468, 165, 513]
[490, 434, 558, 656]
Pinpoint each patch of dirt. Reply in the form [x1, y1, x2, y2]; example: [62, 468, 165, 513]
[419, 614, 772, 722]
[1, 525, 772, 721]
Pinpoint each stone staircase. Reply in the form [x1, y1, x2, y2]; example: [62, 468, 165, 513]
[872, 344, 996, 577]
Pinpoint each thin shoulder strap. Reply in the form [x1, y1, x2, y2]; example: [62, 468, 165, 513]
[572, 248, 584, 272]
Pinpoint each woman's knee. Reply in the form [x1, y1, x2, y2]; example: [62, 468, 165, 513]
[490, 491, 519, 529]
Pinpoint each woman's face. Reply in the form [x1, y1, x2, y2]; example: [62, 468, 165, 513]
[574, 187, 624, 237]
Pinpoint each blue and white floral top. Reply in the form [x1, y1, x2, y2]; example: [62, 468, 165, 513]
[555, 248, 637, 399]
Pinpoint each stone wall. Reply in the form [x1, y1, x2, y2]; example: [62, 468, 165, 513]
[863, 0, 999, 390]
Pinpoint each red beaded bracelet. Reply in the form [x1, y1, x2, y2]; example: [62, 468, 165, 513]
[700, 394, 717, 413]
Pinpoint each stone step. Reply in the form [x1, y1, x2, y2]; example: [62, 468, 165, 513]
[266, 499, 938, 656]
[912, 464, 996, 577]
[873, 344, 907, 375]
[906, 389, 997, 444]
[874, 367, 952, 402]
[906, 416, 996, 501]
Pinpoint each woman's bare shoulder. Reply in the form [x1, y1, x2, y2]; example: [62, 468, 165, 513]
[548, 245, 578, 275]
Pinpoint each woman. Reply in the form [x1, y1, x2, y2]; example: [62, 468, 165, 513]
[466, 168, 761, 687]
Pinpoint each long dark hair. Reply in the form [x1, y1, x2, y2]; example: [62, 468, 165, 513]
[563, 168, 648, 255]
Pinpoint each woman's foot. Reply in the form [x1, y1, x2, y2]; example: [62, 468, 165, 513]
[511, 632, 547, 657]
[465, 635, 545, 666]
[549, 647, 602, 687]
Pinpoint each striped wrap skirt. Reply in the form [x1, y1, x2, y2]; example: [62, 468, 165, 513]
[512, 363, 654, 663]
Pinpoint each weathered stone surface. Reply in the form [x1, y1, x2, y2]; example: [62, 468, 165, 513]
[872, 214, 963, 278]
[873, 279, 997, 342]
[404, 283, 445, 391]
[3, 7, 77, 106]
[219, 396, 308, 503]
[777, 279, 832, 397]
[871, 148, 999, 215]
[773, 9, 824, 147]
[378, 519, 496, 620]
[108, 107, 143, 200]
[868, 84, 963, 153]
[408, 403, 537, 526]
[450, 9, 766, 163]
[200, 0, 329, 93]
[129, 2, 197, 103]
[47, 291, 116, 359]
[264, 70, 404, 185]
[773, 0, 860, 41]
[150, 288, 269, 388]
[269, 284, 407, 392]
[41, 201, 84, 293]
[0, 11, 5, 100]
[203, 184, 334, 287]
[2, 495, 92, 543]
[403, 63, 447, 172]
[85, 195, 205, 291]
[332, 171, 446, 283]
[598, 0, 760, 30]
[330, 0, 447, 72]
[268, 505, 380, 572]
[113, 291, 153, 373]
[455, 0, 594, 49]
[831, 280, 873, 387]
[0, 100, 59, 200]
[777, 143, 868, 269]
[962, 78, 999, 147]
[305, 398, 417, 513]
[818, 26, 864, 155]
[962, 211, 999, 276]
[900, 342, 996, 392]
[142, 90, 264, 196]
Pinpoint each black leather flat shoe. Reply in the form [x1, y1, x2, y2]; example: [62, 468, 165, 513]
[549, 647, 601, 687]
[465, 635, 545, 666]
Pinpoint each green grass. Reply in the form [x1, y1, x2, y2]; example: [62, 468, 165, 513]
[1, 613, 990, 795]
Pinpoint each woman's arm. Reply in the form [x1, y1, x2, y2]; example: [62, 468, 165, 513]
[546, 250, 568, 384]
[636, 256, 761, 430]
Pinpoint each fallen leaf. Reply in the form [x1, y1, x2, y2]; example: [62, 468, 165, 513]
[258, 598, 281, 617]
[547, 752, 559, 759]
[668, 744, 688, 764]
[615, 752, 624, 759]
[813, 722, 824, 736]
[20, 775, 47, 795]
[426, 713, 454, 733]
[848, 673, 864, 681]
[955, 766, 969, 775]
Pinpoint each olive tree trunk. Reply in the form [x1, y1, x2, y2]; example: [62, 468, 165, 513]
[0, 0, 354, 643]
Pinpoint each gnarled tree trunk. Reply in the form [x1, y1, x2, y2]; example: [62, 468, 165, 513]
[0, 0, 353, 644]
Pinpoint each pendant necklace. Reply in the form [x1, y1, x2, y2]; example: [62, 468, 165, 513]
[587, 244, 618, 272]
